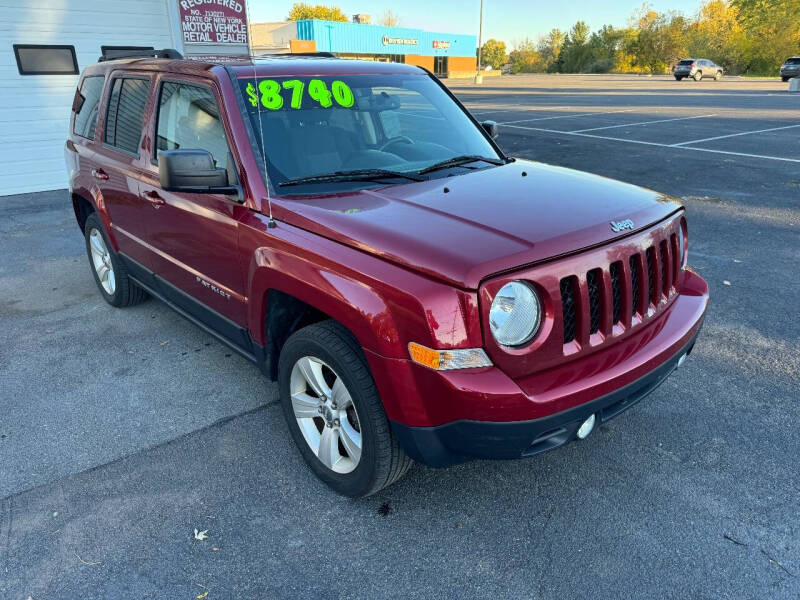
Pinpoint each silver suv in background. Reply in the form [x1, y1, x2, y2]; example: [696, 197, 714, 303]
[781, 57, 800, 82]
[674, 59, 723, 81]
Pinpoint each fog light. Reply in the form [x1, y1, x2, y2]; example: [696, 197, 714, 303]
[577, 414, 596, 440]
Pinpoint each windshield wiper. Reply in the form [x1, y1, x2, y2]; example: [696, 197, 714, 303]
[416, 155, 505, 175]
[279, 168, 424, 188]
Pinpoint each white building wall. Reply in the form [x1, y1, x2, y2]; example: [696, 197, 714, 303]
[0, 0, 180, 196]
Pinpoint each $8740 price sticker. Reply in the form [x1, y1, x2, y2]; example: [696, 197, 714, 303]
[245, 79, 355, 111]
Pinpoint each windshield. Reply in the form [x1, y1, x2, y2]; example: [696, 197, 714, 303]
[237, 73, 502, 193]
[786, 58, 800, 65]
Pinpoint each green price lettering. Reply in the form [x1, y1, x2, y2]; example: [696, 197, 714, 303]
[246, 79, 355, 110]
[308, 79, 334, 108]
[245, 82, 258, 107]
[258, 79, 283, 110]
[281, 79, 305, 109]
[331, 80, 355, 108]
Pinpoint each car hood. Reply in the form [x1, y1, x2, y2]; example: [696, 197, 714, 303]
[276, 160, 682, 289]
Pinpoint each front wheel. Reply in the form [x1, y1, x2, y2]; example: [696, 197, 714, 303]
[278, 321, 412, 497]
[675, 75, 683, 81]
[783, 76, 790, 82]
[714, 71, 722, 81]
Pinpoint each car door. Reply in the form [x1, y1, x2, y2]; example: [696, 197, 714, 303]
[91, 73, 157, 270]
[137, 75, 250, 342]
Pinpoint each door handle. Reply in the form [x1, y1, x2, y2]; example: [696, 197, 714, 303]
[143, 190, 166, 207]
[91, 168, 109, 181]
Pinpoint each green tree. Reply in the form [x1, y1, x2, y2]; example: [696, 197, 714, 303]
[558, 21, 594, 72]
[480, 39, 507, 70]
[687, 1, 748, 73]
[509, 39, 546, 73]
[632, 10, 688, 73]
[732, 0, 800, 74]
[536, 29, 566, 72]
[287, 3, 349, 21]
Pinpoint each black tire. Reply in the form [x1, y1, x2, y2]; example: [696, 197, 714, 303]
[84, 213, 147, 307]
[278, 320, 412, 497]
[694, 71, 703, 81]
[782, 77, 790, 82]
[675, 76, 683, 81]
[714, 71, 722, 81]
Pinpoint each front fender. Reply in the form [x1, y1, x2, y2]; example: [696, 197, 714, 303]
[239, 214, 483, 422]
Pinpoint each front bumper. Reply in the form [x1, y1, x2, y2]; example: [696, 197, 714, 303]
[366, 269, 708, 467]
[392, 327, 700, 466]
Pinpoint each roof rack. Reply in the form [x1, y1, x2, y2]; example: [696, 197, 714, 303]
[254, 52, 337, 59]
[98, 48, 183, 62]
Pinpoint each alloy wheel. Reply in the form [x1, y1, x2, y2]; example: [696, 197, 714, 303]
[89, 228, 116, 295]
[290, 356, 362, 474]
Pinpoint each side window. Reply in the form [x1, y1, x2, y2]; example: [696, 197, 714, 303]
[104, 77, 150, 155]
[156, 82, 229, 167]
[73, 76, 105, 139]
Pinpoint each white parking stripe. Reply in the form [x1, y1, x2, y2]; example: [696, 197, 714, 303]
[499, 109, 634, 125]
[671, 123, 800, 146]
[502, 124, 800, 163]
[571, 114, 717, 133]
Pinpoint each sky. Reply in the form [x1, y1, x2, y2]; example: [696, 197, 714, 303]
[248, 1, 708, 46]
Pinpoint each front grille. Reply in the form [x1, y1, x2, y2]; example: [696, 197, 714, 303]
[610, 261, 623, 324]
[558, 228, 675, 348]
[560, 277, 577, 343]
[646, 247, 657, 306]
[630, 255, 640, 316]
[659, 240, 669, 296]
[586, 269, 602, 334]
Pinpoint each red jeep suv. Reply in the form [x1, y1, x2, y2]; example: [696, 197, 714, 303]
[65, 50, 709, 496]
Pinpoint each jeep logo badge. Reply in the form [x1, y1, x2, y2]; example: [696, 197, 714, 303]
[610, 219, 635, 232]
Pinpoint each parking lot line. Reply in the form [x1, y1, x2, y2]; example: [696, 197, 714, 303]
[499, 109, 634, 125]
[671, 123, 800, 146]
[571, 114, 717, 133]
[502, 124, 800, 163]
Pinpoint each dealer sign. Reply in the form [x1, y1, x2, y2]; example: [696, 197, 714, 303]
[179, 0, 248, 45]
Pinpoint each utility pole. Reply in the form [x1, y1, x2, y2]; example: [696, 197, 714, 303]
[475, 0, 484, 84]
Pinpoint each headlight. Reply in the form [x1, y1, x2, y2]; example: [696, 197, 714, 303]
[489, 281, 541, 346]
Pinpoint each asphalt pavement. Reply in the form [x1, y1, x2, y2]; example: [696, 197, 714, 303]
[1, 74, 798, 599]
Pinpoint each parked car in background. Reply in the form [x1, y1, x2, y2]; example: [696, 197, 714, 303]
[674, 59, 723, 81]
[781, 57, 800, 81]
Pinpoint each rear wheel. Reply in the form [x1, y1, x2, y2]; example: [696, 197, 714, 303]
[675, 75, 683, 81]
[783, 76, 790, 82]
[84, 213, 147, 307]
[278, 320, 412, 497]
[694, 71, 703, 81]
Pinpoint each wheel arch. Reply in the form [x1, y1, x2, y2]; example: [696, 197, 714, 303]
[70, 188, 119, 251]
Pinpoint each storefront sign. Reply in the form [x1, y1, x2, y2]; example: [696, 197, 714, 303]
[179, 0, 248, 45]
[382, 35, 418, 46]
[432, 40, 451, 49]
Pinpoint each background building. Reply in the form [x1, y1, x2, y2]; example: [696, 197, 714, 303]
[1, 2, 478, 197]
[1, 0, 249, 196]
[251, 20, 477, 79]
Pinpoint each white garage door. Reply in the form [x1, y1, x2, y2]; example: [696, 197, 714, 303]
[0, 0, 179, 196]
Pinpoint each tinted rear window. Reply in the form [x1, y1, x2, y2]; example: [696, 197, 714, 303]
[786, 58, 800, 65]
[678, 60, 694, 66]
[74, 76, 104, 139]
[104, 77, 150, 154]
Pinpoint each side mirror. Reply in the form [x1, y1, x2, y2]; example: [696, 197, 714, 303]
[481, 120, 499, 140]
[158, 149, 236, 194]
